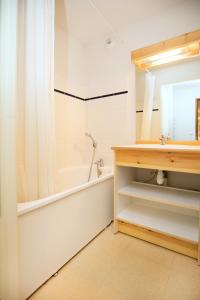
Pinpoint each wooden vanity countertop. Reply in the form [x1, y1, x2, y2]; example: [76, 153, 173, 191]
[111, 144, 200, 153]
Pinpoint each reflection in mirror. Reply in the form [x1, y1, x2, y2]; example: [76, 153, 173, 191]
[136, 56, 200, 141]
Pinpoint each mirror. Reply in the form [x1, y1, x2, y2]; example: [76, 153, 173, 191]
[134, 30, 200, 141]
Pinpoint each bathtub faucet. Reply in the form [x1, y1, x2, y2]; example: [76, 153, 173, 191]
[159, 134, 170, 145]
[95, 158, 104, 178]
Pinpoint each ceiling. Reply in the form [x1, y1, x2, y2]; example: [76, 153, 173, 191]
[61, 0, 187, 44]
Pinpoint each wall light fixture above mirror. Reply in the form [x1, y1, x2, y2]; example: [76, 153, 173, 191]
[132, 29, 200, 70]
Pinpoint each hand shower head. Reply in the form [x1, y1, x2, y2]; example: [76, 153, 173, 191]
[85, 132, 97, 148]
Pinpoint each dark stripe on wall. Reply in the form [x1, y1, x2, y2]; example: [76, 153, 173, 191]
[136, 108, 159, 113]
[54, 89, 85, 101]
[54, 89, 128, 101]
[86, 91, 128, 101]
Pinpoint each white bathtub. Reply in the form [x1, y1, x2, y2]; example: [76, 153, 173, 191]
[18, 166, 113, 299]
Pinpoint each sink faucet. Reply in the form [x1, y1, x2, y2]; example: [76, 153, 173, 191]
[159, 135, 170, 145]
[95, 158, 104, 177]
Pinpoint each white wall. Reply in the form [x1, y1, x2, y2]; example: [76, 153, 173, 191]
[84, 0, 199, 160]
[84, 39, 136, 165]
[55, 1, 88, 173]
[55, 0, 200, 166]
[55, 28, 86, 95]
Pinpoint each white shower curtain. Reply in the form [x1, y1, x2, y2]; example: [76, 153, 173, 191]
[0, 1, 19, 299]
[140, 72, 155, 140]
[18, 0, 55, 201]
[127, 63, 136, 142]
[0, 2, 55, 296]
[161, 85, 173, 139]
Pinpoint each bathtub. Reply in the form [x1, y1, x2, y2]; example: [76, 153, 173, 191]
[18, 166, 113, 299]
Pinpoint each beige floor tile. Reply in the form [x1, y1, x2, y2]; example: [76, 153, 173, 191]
[29, 224, 200, 300]
[164, 254, 200, 300]
[128, 233, 175, 262]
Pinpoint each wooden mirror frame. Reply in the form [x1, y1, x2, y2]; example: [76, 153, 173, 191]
[196, 99, 200, 140]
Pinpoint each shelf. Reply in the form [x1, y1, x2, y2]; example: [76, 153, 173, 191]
[118, 181, 200, 211]
[116, 204, 198, 243]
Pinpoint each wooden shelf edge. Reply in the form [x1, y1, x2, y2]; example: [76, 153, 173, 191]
[117, 220, 198, 259]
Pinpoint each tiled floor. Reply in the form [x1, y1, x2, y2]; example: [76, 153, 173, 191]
[29, 223, 200, 300]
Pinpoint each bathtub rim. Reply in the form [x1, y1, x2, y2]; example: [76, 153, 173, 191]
[18, 172, 113, 216]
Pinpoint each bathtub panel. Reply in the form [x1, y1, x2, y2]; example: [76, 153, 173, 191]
[18, 177, 113, 299]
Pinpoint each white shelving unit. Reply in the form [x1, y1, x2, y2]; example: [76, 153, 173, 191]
[114, 165, 200, 261]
